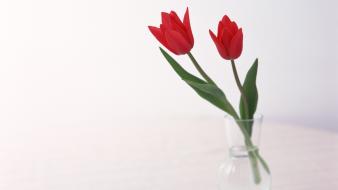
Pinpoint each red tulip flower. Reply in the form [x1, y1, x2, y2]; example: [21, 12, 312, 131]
[209, 15, 243, 60]
[148, 8, 194, 55]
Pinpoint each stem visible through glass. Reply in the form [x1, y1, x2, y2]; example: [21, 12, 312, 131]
[235, 120, 262, 184]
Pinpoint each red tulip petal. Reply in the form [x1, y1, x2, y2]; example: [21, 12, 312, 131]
[231, 21, 238, 32]
[217, 21, 224, 38]
[229, 28, 243, 59]
[226, 21, 238, 35]
[170, 11, 185, 29]
[160, 24, 167, 31]
[221, 15, 231, 26]
[165, 30, 192, 55]
[221, 28, 233, 50]
[169, 10, 190, 41]
[148, 26, 166, 45]
[161, 12, 171, 26]
[183, 7, 194, 45]
[210, 30, 230, 59]
[149, 26, 177, 54]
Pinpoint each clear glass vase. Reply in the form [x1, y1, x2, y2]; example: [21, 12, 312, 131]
[218, 114, 271, 190]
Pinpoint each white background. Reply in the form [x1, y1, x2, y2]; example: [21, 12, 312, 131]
[0, 1, 337, 189]
[0, 0, 337, 130]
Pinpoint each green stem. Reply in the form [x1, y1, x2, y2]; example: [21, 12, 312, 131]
[187, 52, 216, 85]
[230, 60, 254, 136]
[234, 119, 262, 184]
[230, 60, 250, 121]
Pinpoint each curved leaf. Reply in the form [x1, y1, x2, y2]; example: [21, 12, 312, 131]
[240, 59, 258, 135]
[159, 48, 205, 84]
[160, 47, 238, 118]
[185, 80, 238, 118]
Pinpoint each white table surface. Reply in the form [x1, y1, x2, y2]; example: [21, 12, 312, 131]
[0, 117, 337, 190]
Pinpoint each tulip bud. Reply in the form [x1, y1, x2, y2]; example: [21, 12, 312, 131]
[148, 8, 194, 55]
[209, 15, 243, 60]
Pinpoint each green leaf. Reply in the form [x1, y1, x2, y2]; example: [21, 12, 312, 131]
[185, 80, 238, 118]
[159, 47, 238, 118]
[240, 58, 259, 120]
[239, 59, 258, 136]
[159, 48, 205, 84]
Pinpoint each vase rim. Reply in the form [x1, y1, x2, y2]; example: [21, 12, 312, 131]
[224, 113, 263, 122]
